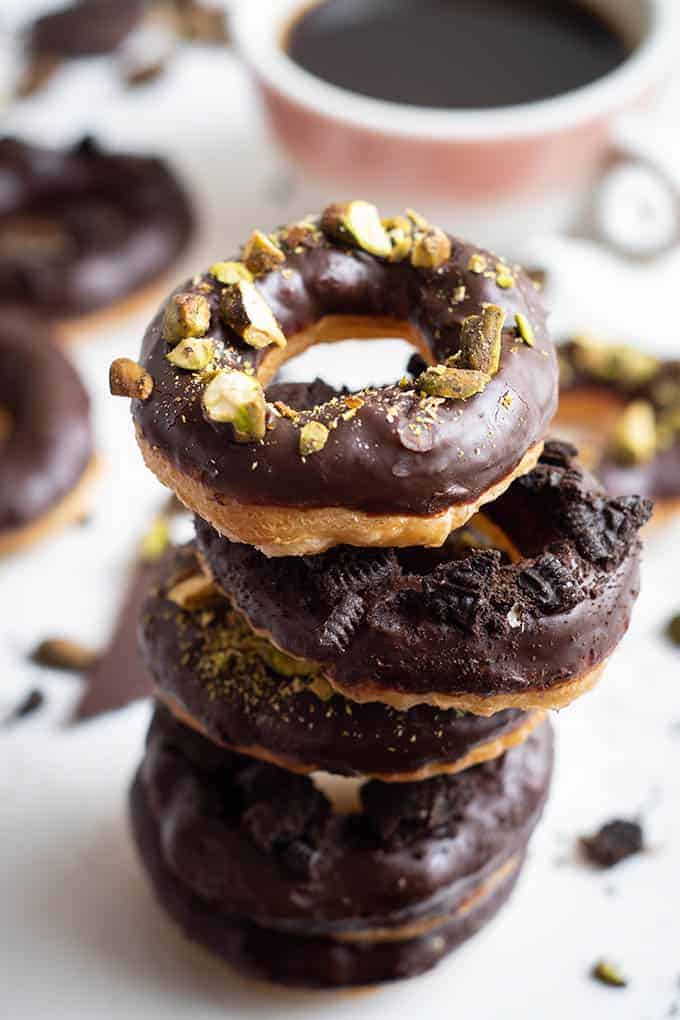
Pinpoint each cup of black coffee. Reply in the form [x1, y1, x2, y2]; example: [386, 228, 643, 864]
[233, 0, 678, 255]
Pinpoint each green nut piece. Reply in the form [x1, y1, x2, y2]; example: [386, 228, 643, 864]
[411, 226, 452, 269]
[320, 200, 392, 257]
[221, 279, 286, 349]
[243, 230, 286, 276]
[468, 253, 488, 274]
[299, 420, 329, 457]
[162, 292, 211, 343]
[515, 312, 535, 346]
[202, 369, 266, 442]
[458, 304, 506, 375]
[386, 225, 412, 262]
[139, 515, 171, 563]
[166, 337, 215, 371]
[209, 261, 253, 285]
[416, 365, 490, 400]
[591, 960, 628, 989]
[609, 399, 657, 466]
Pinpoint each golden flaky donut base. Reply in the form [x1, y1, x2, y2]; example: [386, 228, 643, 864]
[157, 689, 546, 783]
[326, 661, 608, 717]
[137, 432, 544, 557]
[0, 455, 100, 557]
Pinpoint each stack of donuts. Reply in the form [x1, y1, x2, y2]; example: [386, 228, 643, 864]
[111, 202, 651, 987]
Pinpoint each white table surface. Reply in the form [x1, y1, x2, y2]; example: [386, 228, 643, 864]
[1, 4, 679, 1018]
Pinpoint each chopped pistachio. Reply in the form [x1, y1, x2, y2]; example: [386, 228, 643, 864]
[411, 226, 452, 269]
[453, 285, 467, 303]
[515, 312, 535, 346]
[109, 358, 154, 400]
[382, 214, 412, 235]
[468, 253, 487, 274]
[320, 200, 392, 257]
[167, 573, 220, 610]
[210, 260, 253, 285]
[221, 279, 286, 349]
[299, 420, 329, 456]
[31, 637, 98, 672]
[386, 225, 412, 262]
[500, 391, 513, 409]
[277, 221, 321, 252]
[495, 267, 515, 289]
[405, 208, 429, 230]
[273, 400, 299, 420]
[166, 337, 215, 371]
[139, 515, 171, 562]
[202, 369, 266, 442]
[243, 229, 286, 276]
[416, 365, 490, 400]
[591, 960, 628, 988]
[162, 292, 211, 343]
[458, 304, 505, 375]
[609, 400, 657, 465]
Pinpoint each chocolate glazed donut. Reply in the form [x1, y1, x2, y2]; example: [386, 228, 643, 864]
[0, 307, 95, 554]
[131, 705, 552, 985]
[557, 336, 680, 520]
[139, 545, 545, 781]
[127, 203, 557, 555]
[0, 137, 193, 322]
[196, 441, 652, 714]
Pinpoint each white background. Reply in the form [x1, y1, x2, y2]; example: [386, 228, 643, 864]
[1, 3, 679, 1018]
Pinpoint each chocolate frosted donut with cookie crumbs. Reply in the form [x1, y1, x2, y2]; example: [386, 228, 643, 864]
[121, 201, 557, 555]
[0, 137, 192, 326]
[131, 705, 552, 986]
[557, 336, 680, 523]
[140, 545, 545, 780]
[0, 308, 96, 555]
[196, 441, 652, 714]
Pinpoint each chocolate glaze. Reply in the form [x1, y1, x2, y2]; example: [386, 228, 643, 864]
[137, 705, 552, 934]
[131, 770, 525, 987]
[0, 137, 193, 318]
[139, 545, 531, 777]
[0, 307, 92, 532]
[196, 441, 651, 701]
[559, 341, 680, 502]
[135, 221, 556, 515]
[29, 0, 145, 58]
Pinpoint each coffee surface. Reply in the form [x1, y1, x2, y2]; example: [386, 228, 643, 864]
[287, 0, 629, 109]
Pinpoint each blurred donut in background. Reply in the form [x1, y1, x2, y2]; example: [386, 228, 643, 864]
[0, 136, 193, 338]
[555, 335, 680, 523]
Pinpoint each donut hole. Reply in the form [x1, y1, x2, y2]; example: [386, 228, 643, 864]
[395, 513, 521, 576]
[258, 314, 431, 395]
[276, 336, 417, 392]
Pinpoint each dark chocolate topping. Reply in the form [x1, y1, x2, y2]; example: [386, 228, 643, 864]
[139, 704, 552, 932]
[29, 0, 146, 57]
[559, 339, 680, 502]
[0, 137, 193, 318]
[139, 545, 530, 777]
[131, 768, 525, 987]
[196, 441, 651, 701]
[0, 307, 92, 532]
[134, 216, 557, 515]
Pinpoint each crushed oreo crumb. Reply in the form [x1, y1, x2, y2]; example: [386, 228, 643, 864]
[581, 819, 644, 868]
